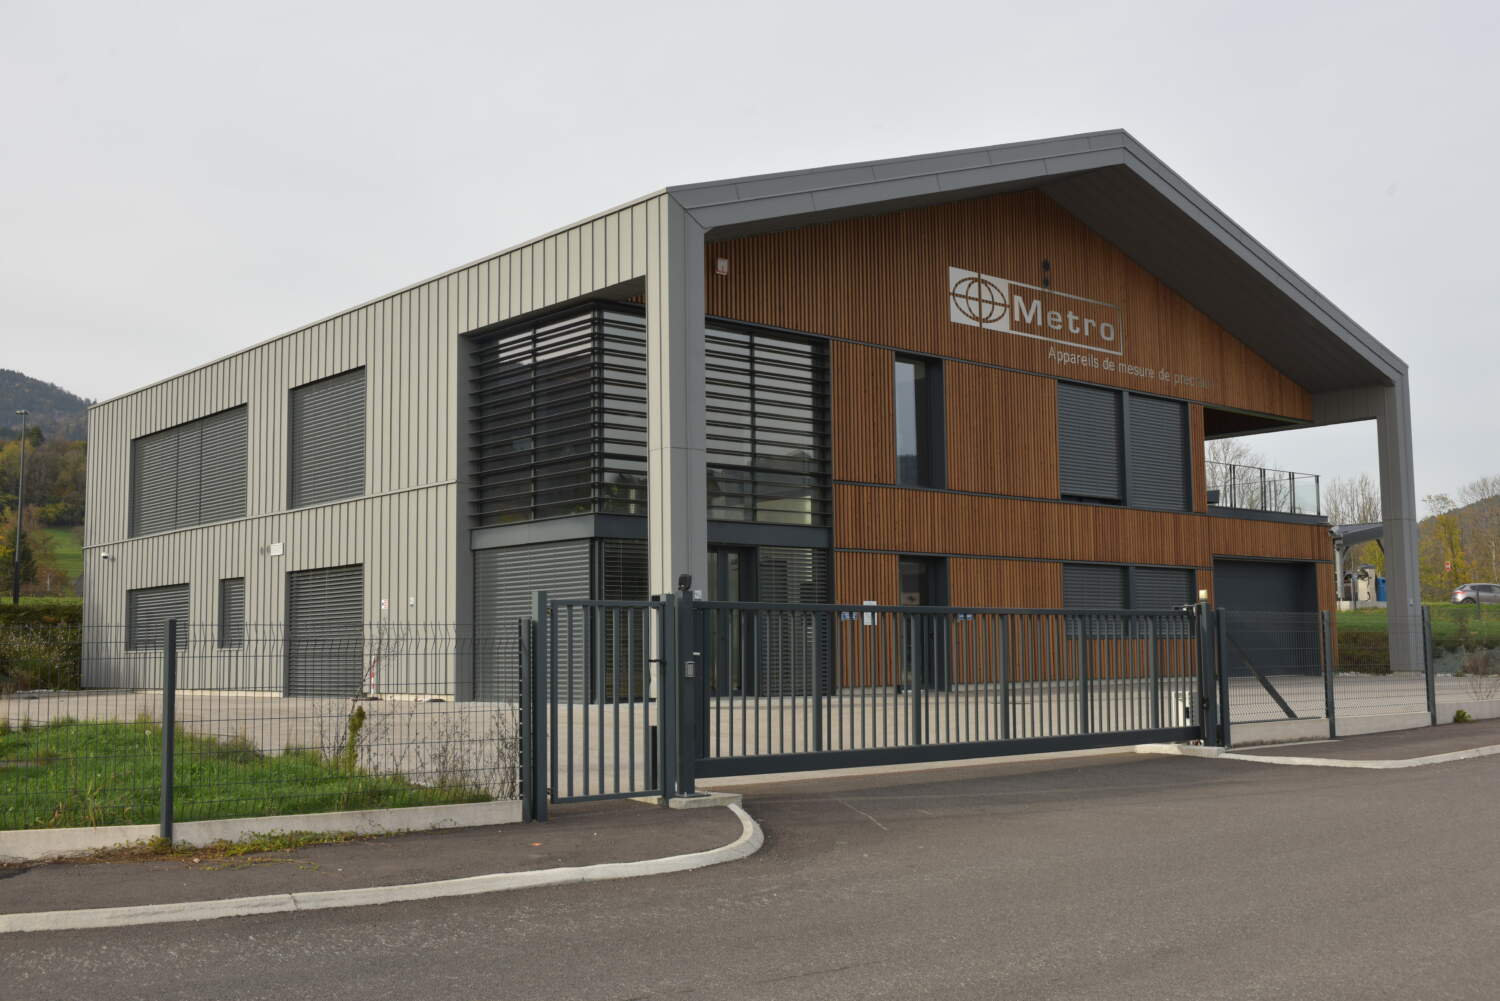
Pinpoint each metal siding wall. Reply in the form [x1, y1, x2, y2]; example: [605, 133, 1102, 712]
[82, 197, 662, 681]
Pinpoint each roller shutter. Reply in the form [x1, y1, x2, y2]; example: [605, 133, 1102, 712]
[1127, 395, 1189, 511]
[473, 540, 591, 701]
[129, 406, 247, 536]
[1057, 383, 1122, 502]
[1131, 567, 1194, 609]
[125, 583, 189, 651]
[289, 369, 366, 509]
[1063, 563, 1127, 609]
[286, 564, 364, 697]
[218, 578, 246, 649]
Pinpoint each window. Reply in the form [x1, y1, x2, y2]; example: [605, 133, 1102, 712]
[705, 324, 830, 526]
[898, 555, 947, 606]
[289, 368, 366, 509]
[129, 406, 247, 536]
[218, 578, 245, 649]
[1058, 384, 1188, 511]
[126, 583, 189, 651]
[894, 356, 943, 488]
[1063, 563, 1195, 636]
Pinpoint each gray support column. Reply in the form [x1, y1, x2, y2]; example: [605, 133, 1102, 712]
[645, 196, 709, 598]
[1313, 379, 1422, 671]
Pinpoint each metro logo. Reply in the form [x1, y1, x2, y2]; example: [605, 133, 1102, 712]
[947, 266, 1124, 356]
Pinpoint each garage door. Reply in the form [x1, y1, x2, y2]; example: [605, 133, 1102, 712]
[473, 540, 591, 701]
[286, 564, 365, 697]
[1212, 559, 1317, 613]
[1213, 559, 1320, 683]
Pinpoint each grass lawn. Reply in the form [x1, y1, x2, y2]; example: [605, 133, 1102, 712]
[40, 525, 82, 582]
[1336, 603, 1500, 669]
[0, 718, 492, 831]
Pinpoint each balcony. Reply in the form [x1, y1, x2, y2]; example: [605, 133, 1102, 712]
[1205, 461, 1321, 518]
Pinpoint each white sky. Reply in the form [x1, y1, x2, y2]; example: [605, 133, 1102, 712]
[2, 0, 1495, 505]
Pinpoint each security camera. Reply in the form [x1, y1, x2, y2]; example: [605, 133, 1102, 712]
[100, 552, 112, 560]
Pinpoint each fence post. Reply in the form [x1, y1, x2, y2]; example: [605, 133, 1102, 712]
[1215, 611, 1231, 748]
[160, 618, 178, 842]
[676, 583, 698, 797]
[655, 593, 678, 802]
[1423, 605, 1437, 727]
[528, 591, 549, 823]
[1197, 604, 1218, 745]
[1321, 610, 1337, 740]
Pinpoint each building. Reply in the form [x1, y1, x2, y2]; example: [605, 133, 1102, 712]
[81, 130, 1419, 695]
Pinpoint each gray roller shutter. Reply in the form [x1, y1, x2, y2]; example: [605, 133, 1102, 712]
[129, 406, 247, 536]
[473, 540, 591, 701]
[1063, 563, 1128, 609]
[1131, 567, 1194, 609]
[1127, 395, 1189, 511]
[1058, 383, 1122, 502]
[289, 369, 366, 509]
[218, 578, 246, 649]
[1214, 559, 1321, 679]
[755, 547, 831, 696]
[286, 564, 364, 697]
[125, 583, 189, 651]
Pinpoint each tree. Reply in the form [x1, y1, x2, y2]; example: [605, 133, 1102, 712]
[0, 509, 56, 595]
[1422, 493, 1470, 597]
[1455, 475, 1500, 581]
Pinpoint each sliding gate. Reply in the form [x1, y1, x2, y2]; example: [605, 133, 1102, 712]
[521, 595, 1217, 816]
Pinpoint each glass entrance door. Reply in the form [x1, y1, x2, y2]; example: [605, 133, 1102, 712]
[707, 546, 756, 695]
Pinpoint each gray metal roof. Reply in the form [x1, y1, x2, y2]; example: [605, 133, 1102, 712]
[667, 130, 1402, 394]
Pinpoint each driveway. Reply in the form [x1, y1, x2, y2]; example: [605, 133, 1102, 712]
[7, 750, 1500, 1000]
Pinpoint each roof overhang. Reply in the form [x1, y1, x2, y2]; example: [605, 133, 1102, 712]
[665, 130, 1403, 394]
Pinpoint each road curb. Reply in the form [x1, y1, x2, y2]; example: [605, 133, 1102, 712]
[1136, 741, 1500, 769]
[0, 803, 763, 935]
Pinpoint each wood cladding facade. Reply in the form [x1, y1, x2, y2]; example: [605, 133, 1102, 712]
[704, 188, 1332, 611]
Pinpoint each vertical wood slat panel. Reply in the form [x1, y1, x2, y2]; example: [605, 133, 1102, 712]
[944, 364, 1059, 498]
[948, 558, 1062, 608]
[1189, 403, 1208, 513]
[834, 551, 899, 605]
[705, 189, 1311, 421]
[830, 341, 896, 484]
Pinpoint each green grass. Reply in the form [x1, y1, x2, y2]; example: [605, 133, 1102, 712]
[0, 718, 491, 831]
[40, 525, 82, 581]
[1336, 603, 1500, 670]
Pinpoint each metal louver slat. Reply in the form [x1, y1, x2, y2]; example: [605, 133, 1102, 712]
[1126, 395, 1189, 511]
[289, 369, 366, 509]
[1057, 383, 1122, 502]
[473, 540, 591, 701]
[125, 583, 189, 650]
[218, 577, 246, 649]
[286, 564, 364, 697]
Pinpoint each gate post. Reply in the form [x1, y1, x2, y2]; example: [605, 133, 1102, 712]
[1215, 610, 1231, 748]
[1196, 604, 1220, 746]
[160, 618, 178, 842]
[526, 591, 550, 822]
[1422, 605, 1437, 727]
[675, 581, 699, 797]
[1321, 610, 1337, 739]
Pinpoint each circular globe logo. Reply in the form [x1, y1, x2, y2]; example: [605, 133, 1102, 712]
[950, 274, 1008, 324]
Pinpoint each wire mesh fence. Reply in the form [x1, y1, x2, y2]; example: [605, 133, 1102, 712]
[0, 623, 521, 833]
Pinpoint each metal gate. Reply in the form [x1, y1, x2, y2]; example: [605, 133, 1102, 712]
[520, 593, 1219, 817]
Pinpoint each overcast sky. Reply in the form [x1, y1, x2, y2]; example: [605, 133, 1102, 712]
[2, 1, 1495, 505]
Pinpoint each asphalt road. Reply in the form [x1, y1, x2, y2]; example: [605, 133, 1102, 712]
[7, 751, 1500, 1001]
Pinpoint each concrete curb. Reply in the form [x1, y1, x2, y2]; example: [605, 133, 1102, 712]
[0, 801, 762, 935]
[1135, 741, 1500, 770]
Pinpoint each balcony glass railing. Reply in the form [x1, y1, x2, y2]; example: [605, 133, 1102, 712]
[1205, 461, 1321, 517]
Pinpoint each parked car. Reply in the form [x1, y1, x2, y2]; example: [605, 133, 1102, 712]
[1451, 583, 1500, 605]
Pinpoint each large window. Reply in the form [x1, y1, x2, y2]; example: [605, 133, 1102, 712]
[1058, 384, 1188, 511]
[125, 583, 189, 651]
[894, 356, 943, 488]
[470, 308, 647, 526]
[289, 368, 366, 509]
[129, 406, 247, 536]
[469, 306, 829, 528]
[705, 323, 830, 525]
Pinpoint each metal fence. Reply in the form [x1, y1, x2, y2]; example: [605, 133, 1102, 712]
[0, 622, 521, 836]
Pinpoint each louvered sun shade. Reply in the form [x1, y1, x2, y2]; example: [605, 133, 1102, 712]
[1127, 395, 1189, 511]
[289, 368, 366, 509]
[1057, 383, 1122, 502]
[129, 406, 247, 536]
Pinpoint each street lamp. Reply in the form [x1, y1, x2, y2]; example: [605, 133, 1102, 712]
[11, 409, 27, 605]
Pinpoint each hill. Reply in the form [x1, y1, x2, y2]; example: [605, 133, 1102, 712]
[0, 369, 91, 440]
